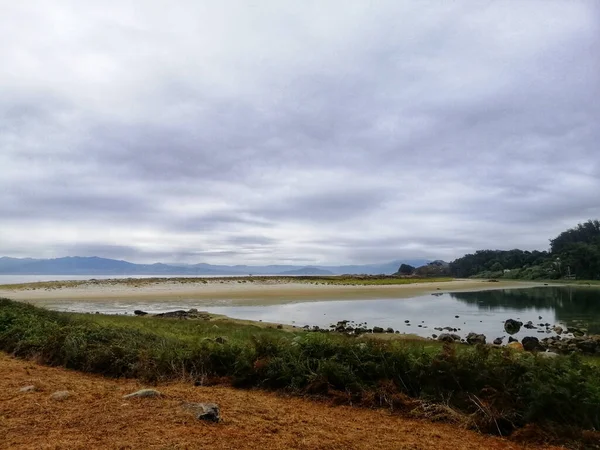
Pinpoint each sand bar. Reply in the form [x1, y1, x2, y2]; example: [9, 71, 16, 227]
[0, 278, 546, 307]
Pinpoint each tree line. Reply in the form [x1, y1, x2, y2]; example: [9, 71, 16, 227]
[449, 220, 600, 280]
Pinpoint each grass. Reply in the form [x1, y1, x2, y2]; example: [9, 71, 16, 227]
[1, 298, 599, 446]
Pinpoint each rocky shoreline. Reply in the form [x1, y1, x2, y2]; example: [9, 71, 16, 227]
[133, 309, 600, 356]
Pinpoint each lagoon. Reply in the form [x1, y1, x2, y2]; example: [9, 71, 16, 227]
[33, 285, 600, 340]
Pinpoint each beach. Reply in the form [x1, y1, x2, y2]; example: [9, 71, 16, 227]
[0, 278, 545, 307]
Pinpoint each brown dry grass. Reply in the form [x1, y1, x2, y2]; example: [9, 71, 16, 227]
[0, 352, 559, 450]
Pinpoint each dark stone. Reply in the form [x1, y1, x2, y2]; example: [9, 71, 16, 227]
[493, 337, 503, 345]
[134, 310, 148, 316]
[466, 332, 486, 345]
[508, 336, 518, 343]
[504, 319, 522, 335]
[183, 402, 221, 422]
[522, 336, 543, 352]
[385, 327, 394, 333]
[438, 333, 460, 343]
[373, 326, 384, 333]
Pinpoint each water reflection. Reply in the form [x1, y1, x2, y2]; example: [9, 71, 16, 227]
[450, 287, 600, 334]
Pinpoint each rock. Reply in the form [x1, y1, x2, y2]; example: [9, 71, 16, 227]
[553, 326, 563, 335]
[50, 391, 71, 401]
[431, 334, 438, 338]
[466, 332, 486, 345]
[134, 310, 148, 316]
[404, 320, 410, 323]
[455, 315, 459, 318]
[276, 324, 283, 329]
[183, 402, 221, 422]
[385, 327, 394, 333]
[522, 336, 543, 352]
[507, 342, 524, 351]
[19, 385, 36, 393]
[123, 389, 162, 399]
[372, 326, 384, 333]
[504, 319, 522, 335]
[438, 333, 460, 343]
[493, 337, 503, 345]
[539, 351, 559, 358]
[568, 327, 586, 337]
[508, 336, 518, 343]
[523, 321, 537, 329]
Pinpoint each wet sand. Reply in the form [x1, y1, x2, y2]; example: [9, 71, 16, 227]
[0, 278, 545, 307]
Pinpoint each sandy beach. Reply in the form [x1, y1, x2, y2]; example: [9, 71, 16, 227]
[0, 278, 545, 307]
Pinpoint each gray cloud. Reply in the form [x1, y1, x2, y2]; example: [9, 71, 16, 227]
[1, 1, 599, 264]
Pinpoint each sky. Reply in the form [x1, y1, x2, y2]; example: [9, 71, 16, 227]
[1, 1, 599, 265]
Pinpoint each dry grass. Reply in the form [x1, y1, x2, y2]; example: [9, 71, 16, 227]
[0, 352, 558, 450]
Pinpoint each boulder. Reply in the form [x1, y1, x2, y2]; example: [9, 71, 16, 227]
[438, 333, 460, 343]
[493, 337, 503, 345]
[19, 385, 36, 393]
[182, 402, 221, 422]
[123, 389, 162, 399]
[553, 326, 563, 335]
[372, 326, 384, 333]
[466, 332, 486, 345]
[522, 336, 543, 352]
[134, 310, 148, 316]
[508, 336, 518, 343]
[504, 319, 522, 335]
[567, 327, 586, 337]
[385, 327, 394, 333]
[523, 321, 537, 330]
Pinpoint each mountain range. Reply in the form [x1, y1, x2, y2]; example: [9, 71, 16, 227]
[0, 256, 429, 276]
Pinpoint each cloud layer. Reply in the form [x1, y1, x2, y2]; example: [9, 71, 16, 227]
[2, 1, 599, 264]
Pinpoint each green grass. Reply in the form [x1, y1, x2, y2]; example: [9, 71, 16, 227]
[1, 298, 599, 445]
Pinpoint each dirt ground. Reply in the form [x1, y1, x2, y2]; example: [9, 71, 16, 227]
[0, 353, 560, 450]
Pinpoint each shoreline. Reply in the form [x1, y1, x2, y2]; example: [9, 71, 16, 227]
[0, 278, 547, 307]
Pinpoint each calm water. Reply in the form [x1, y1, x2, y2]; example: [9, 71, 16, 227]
[33, 286, 600, 340]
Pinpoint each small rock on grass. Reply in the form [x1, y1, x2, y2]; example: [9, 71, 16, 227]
[123, 389, 162, 399]
[19, 385, 36, 393]
[182, 402, 221, 422]
[50, 391, 71, 401]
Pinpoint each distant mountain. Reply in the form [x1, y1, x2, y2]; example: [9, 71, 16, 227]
[0, 256, 430, 276]
[277, 267, 334, 276]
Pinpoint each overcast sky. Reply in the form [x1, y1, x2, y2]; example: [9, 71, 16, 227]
[1, 1, 599, 265]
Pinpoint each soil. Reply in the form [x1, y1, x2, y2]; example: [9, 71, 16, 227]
[0, 353, 559, 450]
